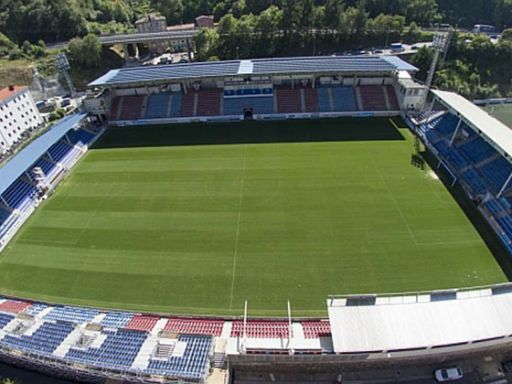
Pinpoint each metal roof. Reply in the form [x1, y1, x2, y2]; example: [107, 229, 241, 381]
[88, 55, 418, 88]
[328, 284, 512, 353]
[432, 90, 512, 159]
[0, 113, 87, 197]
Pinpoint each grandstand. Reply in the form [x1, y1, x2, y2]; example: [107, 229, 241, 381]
[414, 90, 512, 255]
[0, 113, 102, 251]
[86, 55, 423, 123]
[1, 54, 512, 383]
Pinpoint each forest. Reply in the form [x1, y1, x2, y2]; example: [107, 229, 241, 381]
[0, 0, 510, 44]
[0, 0, 510, 98]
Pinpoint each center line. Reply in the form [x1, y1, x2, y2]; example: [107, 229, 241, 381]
[229, 144, 248, 310]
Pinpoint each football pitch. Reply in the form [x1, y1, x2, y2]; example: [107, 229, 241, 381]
[484, 103, 512, 128]
[0, 118, 507, 316]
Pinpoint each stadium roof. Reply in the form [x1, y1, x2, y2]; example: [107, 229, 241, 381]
[432, 90, 512, 160]
[0, 113, 87, 197]
[88, 55, 418, 88]
[328, 284, 512, 353]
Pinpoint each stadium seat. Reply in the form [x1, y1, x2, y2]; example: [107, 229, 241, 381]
[317, 87, 332, 112]
[304, 88, 318, 112]
[359, 85, 387, 111]
[385, 85, 400, 110]
[170, 92, 183, 117]
[2, 321, 75, 355]
[0, 179, 37, 211]
[181, 92, 195, 117]
[331, 86, 357, 112]
[44, 306, 99, 324]
[146, 334, 213, 381]
[301, 321, 331, 338]
[0, 313, 14, 329]
[125, 315, 159, 332]
[478, 157, 512, 194]
[223, 96, 274, 115]
[118, 95, 145, 121]
[231, 321, 289, 338]
[0, 300, 31, 314]
[164, 318, 224, 336]
[196, 90, 221, 116]
[110, 97, 121, 120]
[276, 87, 301, 113]
[65, 329, 148, 370]
[66, 129, 95, 146]
[100, 312, 133, 329]
[146, 93, 171, 119]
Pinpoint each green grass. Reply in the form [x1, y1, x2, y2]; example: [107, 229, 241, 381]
[484, 103, 512, 128]
[0, 118, 507, 317]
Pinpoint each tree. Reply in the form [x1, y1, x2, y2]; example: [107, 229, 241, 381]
[404, 0, 439, 26]
[67, 34, 102, 68]
[368, 14, 405, 45]
[194, 28, 219, 61]
[324, 0, 346, 30]
[502, 28, 512, 41]
[157, 0, 184, 25]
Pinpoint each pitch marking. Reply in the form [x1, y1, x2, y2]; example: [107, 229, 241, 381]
[366, 148, 420, 246]
[229, 144, 248, 310]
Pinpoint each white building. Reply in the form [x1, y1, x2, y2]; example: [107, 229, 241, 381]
[0, 86, 43, 154]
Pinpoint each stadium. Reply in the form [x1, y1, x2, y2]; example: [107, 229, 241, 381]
[0, 54, 512, 383]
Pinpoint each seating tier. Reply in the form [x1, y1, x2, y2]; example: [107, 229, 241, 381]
[331, 86, 357, 112]
[360, 85, 387, 111]
[276, 88, 301, 113]
[145, 93, 171, 119]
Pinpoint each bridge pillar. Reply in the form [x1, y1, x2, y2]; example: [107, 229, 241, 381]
[123, 44, 129, 60]
[187, 38, 193, 62]
[133, 43, 140, 60]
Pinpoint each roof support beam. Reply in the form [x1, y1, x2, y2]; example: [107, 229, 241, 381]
[449, 117, 463, 147]
[498, 171, 512, 198]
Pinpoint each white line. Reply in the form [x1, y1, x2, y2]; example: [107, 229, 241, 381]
[367, 148, 419, 246]
[229, 145, 248, 310]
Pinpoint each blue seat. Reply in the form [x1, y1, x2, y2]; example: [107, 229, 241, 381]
[479, 157, 512, 194]
[146, 334, 213, 380]
[66, 129, 95, 146]
[223, 96, 274, 115]
[2, 321, 75, 354]
[44, 306, 99, 324]
[170, 93, 183, 118]
[331, 87, 357, 112]
[65, 329, 148, 370]
[100, 312, 133, 329]
[0, 179, 37, 210]
[317, 88, 331, 112]
[47, 141, 74, 163]
[146, 93, 171, 119]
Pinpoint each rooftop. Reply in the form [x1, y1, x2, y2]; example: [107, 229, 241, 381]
[0, 113, 87, 196]
[88, 55, 418, 88]
[0, 86, 27, 103]
[432, 90, 512, 160]
[328, 284, 512, 353]
[136, 13, 166, 24]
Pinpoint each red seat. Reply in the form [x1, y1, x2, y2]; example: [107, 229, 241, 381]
[125, 315, 159, 332]
[301, 321, 331, 338]
[231, 320, 289, 338]
[0, 300, 31, 314]
[164, 318, 224, 336]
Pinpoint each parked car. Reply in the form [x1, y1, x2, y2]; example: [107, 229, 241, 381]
[435, 367, 463, 382]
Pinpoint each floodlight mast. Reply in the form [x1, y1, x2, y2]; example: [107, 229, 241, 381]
[425, 32, 449, 90]
[421, 32, 449, 112]
[56, 53, 76, 98]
